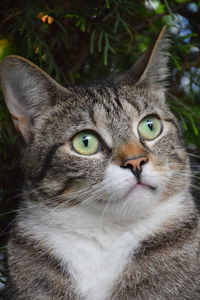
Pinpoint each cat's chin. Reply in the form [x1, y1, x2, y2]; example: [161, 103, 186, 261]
[96, 183, 160, 222]
[121, 184, 158, 209]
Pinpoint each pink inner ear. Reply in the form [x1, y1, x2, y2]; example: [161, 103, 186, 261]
[11, 114, 33, 142]
[3, 85, 33, 142]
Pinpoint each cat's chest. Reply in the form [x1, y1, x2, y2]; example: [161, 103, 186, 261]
[21, 198, 184, 300]
[48, 226, 139, 300]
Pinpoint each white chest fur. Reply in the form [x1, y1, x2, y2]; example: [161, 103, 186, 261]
[20, 195, 186, 300]
[57, 226, 138, 300]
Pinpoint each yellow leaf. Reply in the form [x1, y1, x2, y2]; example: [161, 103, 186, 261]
[0, 39, 9, 57]
[47, 16, 54, 24]
[41, 15, 48, 23]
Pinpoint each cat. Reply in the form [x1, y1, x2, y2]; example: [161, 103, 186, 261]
[1, 26, 200, 300]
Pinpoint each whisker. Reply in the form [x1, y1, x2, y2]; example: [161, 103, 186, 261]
[99, 200, 110, 229]
[0, 216, 17, 238]
[187, 152, 200, 159]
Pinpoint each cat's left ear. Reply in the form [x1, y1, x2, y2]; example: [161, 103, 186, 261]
[114, 26, 170, 98]
[0, 55, 65, 142]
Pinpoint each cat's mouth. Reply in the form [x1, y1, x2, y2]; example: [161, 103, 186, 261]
[126, 182, 156, 197]
[136, 182, 156, 190]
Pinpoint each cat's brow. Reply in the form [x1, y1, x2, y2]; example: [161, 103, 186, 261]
[93, 111, 113, 148]
[86, 86, 123, 111]
[103, 87, 123, 110]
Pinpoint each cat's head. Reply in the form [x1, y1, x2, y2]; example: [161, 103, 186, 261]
[0, 27, 190, 220]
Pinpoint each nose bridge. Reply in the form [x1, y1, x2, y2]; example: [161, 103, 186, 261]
[115, 143, 147, 164]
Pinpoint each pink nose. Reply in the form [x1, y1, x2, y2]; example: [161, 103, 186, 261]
[123, 156, 148, 169]
[121, 156, 148, 178]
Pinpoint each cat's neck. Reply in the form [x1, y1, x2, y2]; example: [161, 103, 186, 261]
[19, 190, 194, 235]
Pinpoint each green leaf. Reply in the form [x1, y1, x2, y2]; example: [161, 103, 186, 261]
[80, 18, 86, 32]
[0, 38, 13, 62]
[90, 30, 96, 54]
[188, 114, 199, 136]
[179, 112, 188, 131]
[174, 0, 188, 3]
[105, 0, 110, 9]
[103, 33, 109, 66]
[172, 54, 182, 71]
[114, 18, 119, 34]
[98, 31, 104, 52]
[155, 3, 165, 14]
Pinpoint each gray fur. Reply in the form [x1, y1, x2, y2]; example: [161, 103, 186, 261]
[1, 27, 200, 299]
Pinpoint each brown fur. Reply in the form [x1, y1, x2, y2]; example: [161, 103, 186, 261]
[7, 232, 78, 300]
[1, 27, 200, 300]
[112, 213, 200, 300]
[115, 143, 148, 165]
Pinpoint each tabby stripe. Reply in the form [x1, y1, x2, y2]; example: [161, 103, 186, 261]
[55, 176, 86, 197]
[12, 231, 66, 274]
[112, 87, 123, 109]
[92, 88, 111, 114]
[170, 152, 184, 164]
[137, 213, 198, 256]
[104, 87, 120, 110]
[86, 88, 98, 104]
[35, 143, 63, 181]
[126, 96, 141, 113]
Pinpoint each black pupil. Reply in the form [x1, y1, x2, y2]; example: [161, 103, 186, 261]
[82, 136, 89, 147]
[146, 120, 153, 131]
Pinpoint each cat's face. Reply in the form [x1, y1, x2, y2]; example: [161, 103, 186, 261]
[0, 27, 190, 220]
[21, 84, 188, 219]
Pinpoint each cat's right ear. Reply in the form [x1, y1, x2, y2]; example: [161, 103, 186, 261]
[114, 26, 170, 99]
[0, 55, 63, 142]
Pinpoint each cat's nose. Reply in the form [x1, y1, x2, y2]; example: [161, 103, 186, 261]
[121, 156, 148, 179]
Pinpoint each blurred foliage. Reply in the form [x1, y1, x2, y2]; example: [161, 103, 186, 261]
[0, 0, 200, 236]
[0, 0, 200, 295]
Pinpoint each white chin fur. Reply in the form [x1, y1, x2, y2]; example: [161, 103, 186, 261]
[98, 163, 163, 221]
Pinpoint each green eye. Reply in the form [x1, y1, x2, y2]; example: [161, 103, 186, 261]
[138, 116, 162, 140]
[72, 131, 100, 155]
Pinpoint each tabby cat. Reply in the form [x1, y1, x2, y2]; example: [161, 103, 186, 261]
[1, 27, 200, 300]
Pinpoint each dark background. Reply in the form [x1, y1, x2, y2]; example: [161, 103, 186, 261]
[0, 0, 200, 295]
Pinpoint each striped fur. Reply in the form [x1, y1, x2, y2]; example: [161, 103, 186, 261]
[1, 27, 200, 299]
